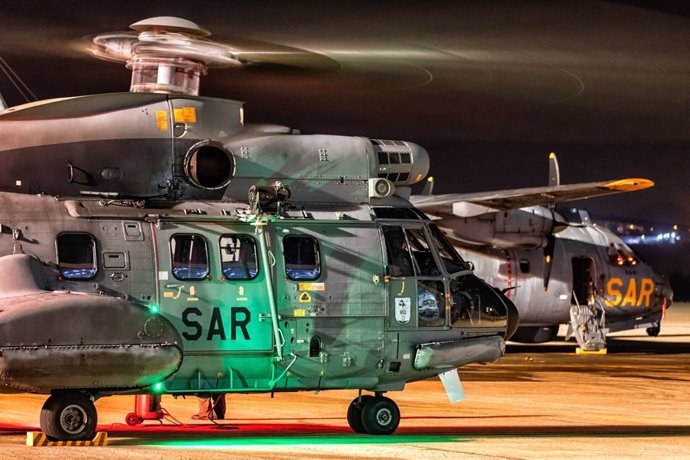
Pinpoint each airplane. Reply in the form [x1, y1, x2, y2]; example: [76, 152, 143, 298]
[412, 154, 673, 352]
[0, 17, 520, 441]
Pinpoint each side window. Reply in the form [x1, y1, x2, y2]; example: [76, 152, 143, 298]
[220, 234, 259, 280]
[57, 232, 97, 280]
[382, 226, 414, 277]
[171, 234, 209, 280]
[418, 280, 446, 327]
[284, 235, 321, 280]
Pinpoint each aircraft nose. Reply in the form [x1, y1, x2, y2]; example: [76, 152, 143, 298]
[502, 292, 520, 340]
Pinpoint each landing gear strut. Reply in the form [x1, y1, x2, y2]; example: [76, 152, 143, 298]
[347, 393, 400, 435]
[40, 391, 97, 441]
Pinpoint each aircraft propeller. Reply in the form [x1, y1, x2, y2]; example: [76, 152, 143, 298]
[543, 152, 561, 291]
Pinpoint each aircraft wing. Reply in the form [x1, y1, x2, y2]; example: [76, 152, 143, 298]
[411, 178, 654, 217]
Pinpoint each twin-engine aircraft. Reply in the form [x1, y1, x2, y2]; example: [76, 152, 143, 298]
[412, 154, 672, 351]
[0, 17, 519, 441]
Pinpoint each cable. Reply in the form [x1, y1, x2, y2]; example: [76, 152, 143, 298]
[0, 55, 37, 104]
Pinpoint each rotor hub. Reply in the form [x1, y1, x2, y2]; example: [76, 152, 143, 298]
[91, 17, 242, 95]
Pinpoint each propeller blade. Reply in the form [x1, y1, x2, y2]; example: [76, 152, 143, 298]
[543, 233, 556, 291]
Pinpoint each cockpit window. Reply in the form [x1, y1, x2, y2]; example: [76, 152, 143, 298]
[170, 234, 209, 280]
[284, 235, 321, 280]
[383, 226, 414, 277]
[219, 234, 259, 280]
[56, 232, 97, 280]
[404, 227, 441, 276]
[429, 224, 468, 274]
[607, 242, 638, 267]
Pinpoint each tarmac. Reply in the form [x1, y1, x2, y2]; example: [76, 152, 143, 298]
[1, 304, 690, 459]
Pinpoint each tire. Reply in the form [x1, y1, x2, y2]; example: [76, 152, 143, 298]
[346, 395, 373, 433]
[125, 412, 142, 426]
[361, 396, 400, 435]
[646, 325, 661, 337]
[40, 392, 97, 441]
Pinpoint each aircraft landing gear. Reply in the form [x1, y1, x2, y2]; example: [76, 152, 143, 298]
[40, 391, 97, 441]
[646, 323, 661, 337]
[347, 393, 400, 435]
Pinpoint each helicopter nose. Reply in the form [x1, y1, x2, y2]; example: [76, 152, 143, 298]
[503, 294, 520, 341]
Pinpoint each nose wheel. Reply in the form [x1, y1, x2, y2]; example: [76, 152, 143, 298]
[40, 391, 97, 441]
[347, 394, 400, 435]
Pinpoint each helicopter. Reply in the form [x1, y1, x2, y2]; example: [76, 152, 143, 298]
[412, 154, 673, 351]
[0, 17, 520, 441]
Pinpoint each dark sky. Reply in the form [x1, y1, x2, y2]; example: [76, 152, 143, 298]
[0, 1, 688, 223]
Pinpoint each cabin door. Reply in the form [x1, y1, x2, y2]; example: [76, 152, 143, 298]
[153, 221, 274, 354]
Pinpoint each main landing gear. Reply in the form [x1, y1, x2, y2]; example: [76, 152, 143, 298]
[40, 391, 97, 441]
[347, 393, 400, 435]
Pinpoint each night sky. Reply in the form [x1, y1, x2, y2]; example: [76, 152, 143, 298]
[0, 1, 688, 223]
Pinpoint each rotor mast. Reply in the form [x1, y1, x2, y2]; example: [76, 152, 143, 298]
[91, 17, 242, 96]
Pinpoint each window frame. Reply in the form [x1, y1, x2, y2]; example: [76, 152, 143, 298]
[218, 233, 260, 281]
[170, 233, 211, 281]
[283, 234, 321, 281]
[56, 231, 98, 280]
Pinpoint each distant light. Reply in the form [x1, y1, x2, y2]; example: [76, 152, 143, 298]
[674, 224, 679, 230]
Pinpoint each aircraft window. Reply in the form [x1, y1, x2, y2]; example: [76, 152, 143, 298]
[283, 235, 321, 280]
[56, 232, 97, 280]
[373, 207, 426, 220]
[519, 259, 530, 273]
[219, 234, 259, 280]
[607, 243, 638, 267]
[429, 224, 468, 275]
[170, 234, 209, 280]
[382, 226, 414, 277]
[403, 227, 441, 276]
[449, 276, 508, 330]
[418, 280, 445, 327]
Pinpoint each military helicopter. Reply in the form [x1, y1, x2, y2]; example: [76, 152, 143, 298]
[0, 17, 520, 441]
[412, 154, 673, 351]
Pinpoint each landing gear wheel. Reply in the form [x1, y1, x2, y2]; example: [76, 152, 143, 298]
[346, 395, 373, 433]
[40, 392, 97, 441]
[361, 396, 400, 435]
[646, 325, 661, 337]
[125, 412, 142, 426]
